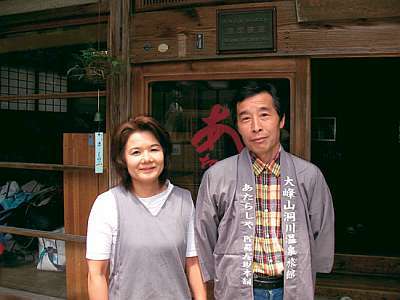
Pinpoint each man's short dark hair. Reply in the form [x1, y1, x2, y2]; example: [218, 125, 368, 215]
[231, 80, 287, 122]
[111, 115, 172, 191]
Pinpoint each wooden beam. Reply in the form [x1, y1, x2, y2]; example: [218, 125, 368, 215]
[0, 16, 108, 37]
[134, 0, 272, 12]
[0, 162, 98, 171]
[0, 24, 107, 54]
[291, 57, 310, 160]
[109, 0, 132, 187]
[0, 0, 99, 17]
[0, 2, 109, 28]
[0, 225, 86, 243]
[295, 0, 400, 23]
[135, 0, 221, 12]
[63, 133, 109, 300]
[131, 1, 400, 63]
[0, 91, 106, 102]
[108, 0, 132, 128]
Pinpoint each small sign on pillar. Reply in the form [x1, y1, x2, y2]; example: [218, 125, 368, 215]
[95, 132, 104, 174]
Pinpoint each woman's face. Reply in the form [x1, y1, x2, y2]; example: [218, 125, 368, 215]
[124, 130, 164, 187]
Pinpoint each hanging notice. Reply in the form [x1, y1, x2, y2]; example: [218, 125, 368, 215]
[95, 132, 104, 174]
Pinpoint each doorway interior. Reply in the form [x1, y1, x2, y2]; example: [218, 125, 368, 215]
[311, 58, 399, 256]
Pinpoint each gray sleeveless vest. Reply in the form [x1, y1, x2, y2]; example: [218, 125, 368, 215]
[109, 185, 192, 300]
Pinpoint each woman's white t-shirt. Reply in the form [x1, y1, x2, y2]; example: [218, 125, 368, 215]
[86, 181, 197, 263]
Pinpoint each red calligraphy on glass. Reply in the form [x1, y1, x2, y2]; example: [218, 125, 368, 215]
[199, 154, 218, 169]
[191, 104, 244, 169]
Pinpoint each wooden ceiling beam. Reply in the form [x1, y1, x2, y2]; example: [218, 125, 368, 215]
[0, 15, 108, 37]
[0, 0, 99, 17]
[295, 0, 400, 23]
[0, 24, 107, 54]
[0, 1, 109, 27]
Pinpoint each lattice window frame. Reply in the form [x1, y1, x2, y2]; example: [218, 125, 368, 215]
[0, 66, 67, 113]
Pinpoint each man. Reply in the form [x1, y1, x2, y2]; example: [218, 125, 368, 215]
[195, 81, 334, 300]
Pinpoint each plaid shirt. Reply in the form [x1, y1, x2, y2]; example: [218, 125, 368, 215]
[251, 150, 284, 277]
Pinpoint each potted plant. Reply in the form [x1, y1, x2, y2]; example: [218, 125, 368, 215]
[67, 48, 122, 84]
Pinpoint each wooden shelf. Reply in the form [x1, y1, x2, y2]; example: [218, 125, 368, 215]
[0, 161, 105, 171]
[0, 90, 106, 102]
[0, 225, 85, 243]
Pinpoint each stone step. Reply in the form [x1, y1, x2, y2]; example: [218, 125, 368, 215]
[316, 273, 400, 300]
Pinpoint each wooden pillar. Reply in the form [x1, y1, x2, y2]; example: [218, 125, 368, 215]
[108, 0, 132, 186]
[292, 57, 311, 160]
[64, 134, 109, 300]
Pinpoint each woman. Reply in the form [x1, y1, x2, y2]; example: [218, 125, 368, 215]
[86, 116, 206, 300]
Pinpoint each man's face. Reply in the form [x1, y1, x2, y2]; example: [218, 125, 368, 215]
[236, 91, 285, 163]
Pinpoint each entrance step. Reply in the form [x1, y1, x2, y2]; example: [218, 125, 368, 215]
[316, 273, 400, 300]
[333, 254, 400, 275]
[316, 254, 400, 300]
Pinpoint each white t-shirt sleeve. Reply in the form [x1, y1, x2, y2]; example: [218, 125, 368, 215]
[86, 191, 118, 260]
[186, 200, 197, 257]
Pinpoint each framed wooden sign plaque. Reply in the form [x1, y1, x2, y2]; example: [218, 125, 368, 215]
[217, 8, 276, 53]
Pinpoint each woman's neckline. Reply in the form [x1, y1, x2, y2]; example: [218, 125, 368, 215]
[131, 180, 168, 198]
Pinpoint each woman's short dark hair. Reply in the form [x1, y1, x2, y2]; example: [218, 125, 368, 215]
[231, 80, 287, 123]
[111, 115, 172, 191]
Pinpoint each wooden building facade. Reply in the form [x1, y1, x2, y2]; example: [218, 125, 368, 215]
[0, 0, 399, 299]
